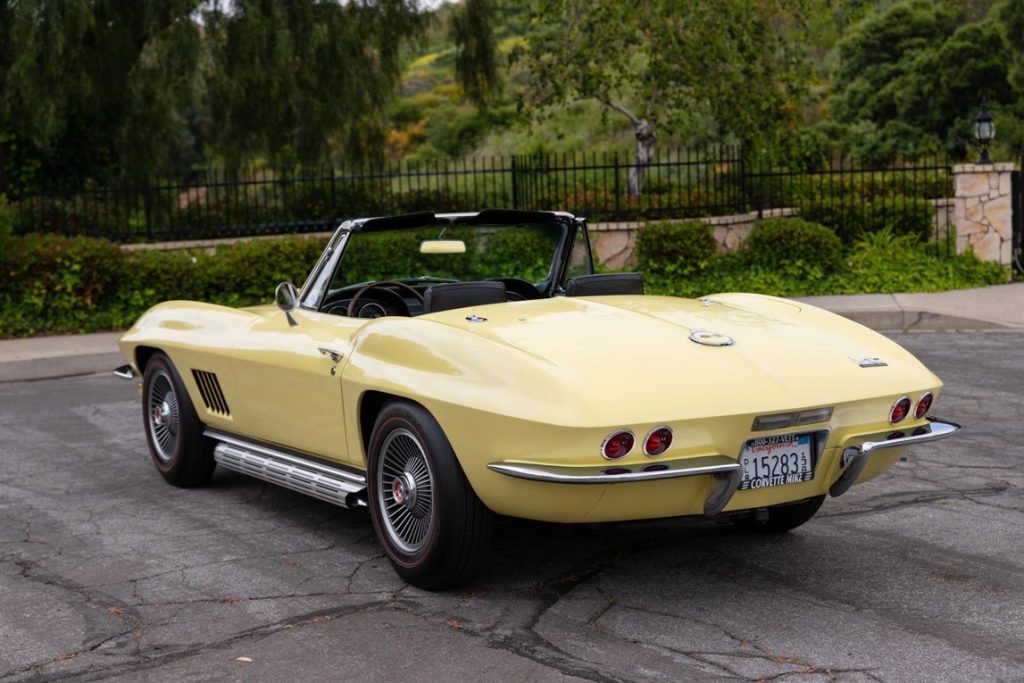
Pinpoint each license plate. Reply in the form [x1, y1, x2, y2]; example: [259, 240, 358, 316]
[738, 433, 814, 491]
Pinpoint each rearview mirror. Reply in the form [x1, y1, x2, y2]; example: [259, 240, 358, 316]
[275, 282, 299, 326]
[420, 239, 466, 255]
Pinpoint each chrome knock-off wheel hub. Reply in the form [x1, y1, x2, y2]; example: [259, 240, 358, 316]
[147, 371, 180, 463]
[378, 428, 434, 554]
[392, 471, 418, 509]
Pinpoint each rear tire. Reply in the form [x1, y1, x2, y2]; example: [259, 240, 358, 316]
[367, 400, 492, 590]
[141, 353, 216, 487]
[734, 495, 825, 533]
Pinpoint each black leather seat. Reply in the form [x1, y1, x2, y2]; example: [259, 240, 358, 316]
[565, 273, 644, 296]
[423, 281, 507, 313]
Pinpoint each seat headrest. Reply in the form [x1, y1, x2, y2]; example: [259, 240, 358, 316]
[565, 273, 644, 297]
[423, 281, 507, 313]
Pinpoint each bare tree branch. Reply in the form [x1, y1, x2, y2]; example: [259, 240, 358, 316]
[594, 94, 641, 126]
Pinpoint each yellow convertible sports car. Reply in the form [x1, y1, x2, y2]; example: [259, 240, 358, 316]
[116, 209, 959, 589]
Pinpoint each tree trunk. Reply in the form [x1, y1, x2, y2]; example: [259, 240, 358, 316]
[627, 118, 656, 196]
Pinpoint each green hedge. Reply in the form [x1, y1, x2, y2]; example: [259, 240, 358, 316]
[0, 223, 1008, 338]
[0, 234, 327, 337]
[644, 227, 1005, 299]
[0, 227, 558, 337]
[745, 217, 843, 278]
[634, 220, 716, 277]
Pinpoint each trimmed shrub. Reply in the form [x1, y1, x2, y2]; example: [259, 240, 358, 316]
[0, 234, 328, 337]
[746, 218, 843, 273]
[635, 220, 716, 277]
[0, 234, 124, 336]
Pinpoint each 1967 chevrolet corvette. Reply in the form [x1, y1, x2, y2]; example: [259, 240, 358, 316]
[116, 209, 959, 589]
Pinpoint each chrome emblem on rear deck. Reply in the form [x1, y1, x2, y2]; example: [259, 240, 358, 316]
[850, 356, 888, 368]
[689, 330, 734, 347]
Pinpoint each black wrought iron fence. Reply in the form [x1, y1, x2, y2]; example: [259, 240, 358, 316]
[8, 148, 954, 253]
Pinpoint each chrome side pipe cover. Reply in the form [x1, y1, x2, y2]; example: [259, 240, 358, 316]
[208, 430, 366, 509]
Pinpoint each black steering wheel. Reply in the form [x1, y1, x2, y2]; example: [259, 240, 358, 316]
[346, 280, 425, 318]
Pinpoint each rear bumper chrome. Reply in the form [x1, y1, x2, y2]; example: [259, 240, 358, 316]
[858, 418, 960, 454]
[830, 417, 960, 497]
[487, 455, 742, 516]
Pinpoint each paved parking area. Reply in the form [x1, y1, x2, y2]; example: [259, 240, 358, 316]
[1, 332, 1022, 682]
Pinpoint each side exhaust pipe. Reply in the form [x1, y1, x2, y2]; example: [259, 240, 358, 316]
[211, 436, 366, 509]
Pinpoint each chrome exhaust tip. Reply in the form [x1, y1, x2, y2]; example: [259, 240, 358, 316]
[113, 364, 137, 380]
[829, 447, 867, 497]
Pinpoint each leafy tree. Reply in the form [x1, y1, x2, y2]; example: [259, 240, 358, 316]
[451, 0, 499, 106]
[0, 0, 428, 192]
[520, 0, 812, 194]
[831, 1, 954, 125]
[829, 0, 1017, 161]
[993, 0, 1024, 94]
[0, 0, 204, 190]
[204, 0, 425, 171]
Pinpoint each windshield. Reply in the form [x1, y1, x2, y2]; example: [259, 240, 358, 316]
[328, 222, 565, 291]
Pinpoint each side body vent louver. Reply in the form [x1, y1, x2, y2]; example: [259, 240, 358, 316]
[191, 370, 231, 416]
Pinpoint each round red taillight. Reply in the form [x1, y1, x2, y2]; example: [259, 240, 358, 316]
[601, 431, 635, 459]
[644, 427, 673, 456]
[914, 393, 933, 419]
[889, 396, 912, 424]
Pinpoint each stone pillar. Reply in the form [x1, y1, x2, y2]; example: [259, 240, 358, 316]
[952, 162, 1016, 267]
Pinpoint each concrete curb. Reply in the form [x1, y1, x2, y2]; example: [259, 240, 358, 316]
[795, 283, 1024, 333]
[0, 352, 126, 383]
[0, 332, 123, 383]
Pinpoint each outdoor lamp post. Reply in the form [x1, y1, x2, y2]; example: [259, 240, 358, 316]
[973, 102, 995, 164]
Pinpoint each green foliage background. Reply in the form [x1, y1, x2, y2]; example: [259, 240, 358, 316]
[639, 218, 1005, 300]
[0, 226, 1005, 339]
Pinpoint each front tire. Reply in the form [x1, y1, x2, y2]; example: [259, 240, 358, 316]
[734, 495, 825, 533]
[141, 353, 216, 487]
[367, 400, 492, 590]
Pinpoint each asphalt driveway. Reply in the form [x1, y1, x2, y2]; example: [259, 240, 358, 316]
[1, 332, 1022, 682]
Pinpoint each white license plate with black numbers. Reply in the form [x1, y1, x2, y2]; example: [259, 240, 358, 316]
[738, 434, 814, 491]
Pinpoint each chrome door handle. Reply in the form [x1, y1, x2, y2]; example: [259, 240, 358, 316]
[318, 347, 344, 363]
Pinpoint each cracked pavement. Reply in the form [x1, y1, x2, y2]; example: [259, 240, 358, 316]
[1, 332, 1022, 682]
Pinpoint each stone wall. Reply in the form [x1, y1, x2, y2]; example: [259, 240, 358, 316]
[952, 163, 1015, 267]
[589, 208, 794, 270]
[591, 163, 1018, 272]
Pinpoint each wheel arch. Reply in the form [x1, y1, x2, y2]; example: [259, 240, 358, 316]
[134, 345, 163, 373]
[359, 391, 429, 463]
